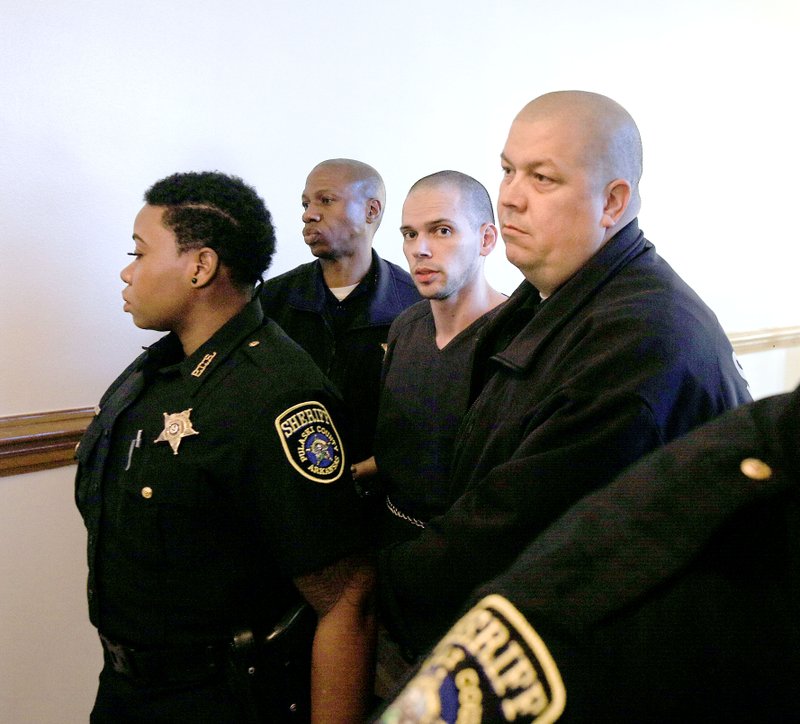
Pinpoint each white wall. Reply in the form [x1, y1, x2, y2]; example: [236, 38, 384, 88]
[1, 1, 798, 720]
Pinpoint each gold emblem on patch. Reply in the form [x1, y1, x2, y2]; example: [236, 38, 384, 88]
[154, 408, 199, 455]
[274, 401, 345, 483]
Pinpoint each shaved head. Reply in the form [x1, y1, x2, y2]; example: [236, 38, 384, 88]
[499, 90, 645, 293]
[310, 158, 386, 229]
[407, 170, 495, 229]
[516, 91, 643, 216]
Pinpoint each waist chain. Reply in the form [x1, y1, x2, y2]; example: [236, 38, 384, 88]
[385, 495, 426, 529]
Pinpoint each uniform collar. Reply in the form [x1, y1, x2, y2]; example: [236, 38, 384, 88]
[318, 252, 377, 307]
[146, 298, 265, 390]
[491, 219, 647, 371]
[288, 250, 409, 326]
[363, 251, 414, 325]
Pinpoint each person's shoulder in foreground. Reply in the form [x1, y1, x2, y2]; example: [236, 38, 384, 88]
[376, 385, 800, 722]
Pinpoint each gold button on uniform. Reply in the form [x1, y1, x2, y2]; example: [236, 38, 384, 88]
[141, 486, 154, 499]
[740, 457, 772, 481]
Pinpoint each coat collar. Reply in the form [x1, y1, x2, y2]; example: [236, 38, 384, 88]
[283, 250, 412, 327]
[490, 220, 648, 371]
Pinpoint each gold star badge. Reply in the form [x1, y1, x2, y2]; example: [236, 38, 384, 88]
[154, 408, 199, 455]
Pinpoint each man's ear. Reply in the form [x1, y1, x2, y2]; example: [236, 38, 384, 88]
[191, 247, 220, 287]
[601, 179, 631, 229]
[366, 198, 382, 224]
[479, 223, 499, 257]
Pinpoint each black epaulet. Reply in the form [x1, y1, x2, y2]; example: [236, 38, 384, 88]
[239, 319, 318, 382]
[238, 325, 276, 371]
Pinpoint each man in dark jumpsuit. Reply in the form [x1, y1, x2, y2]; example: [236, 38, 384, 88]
[351, 171, 507, 695]
[75, 172, 375, 723]
[259, 158, 420, 464]
[376, 384, 800, 722]
[353, 170, 507, 540]
[378, 91, 752, 660]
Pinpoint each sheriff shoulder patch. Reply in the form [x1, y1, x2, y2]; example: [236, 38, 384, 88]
[274, 401, 345, 483]
[377, 595, 566, 724]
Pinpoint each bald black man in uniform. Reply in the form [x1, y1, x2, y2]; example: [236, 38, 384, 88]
[259, 159, 420, 466]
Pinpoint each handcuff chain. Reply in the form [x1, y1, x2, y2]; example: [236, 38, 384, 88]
[385, 495, 426, 529]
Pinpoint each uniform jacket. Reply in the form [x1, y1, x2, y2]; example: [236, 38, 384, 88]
[378, 219, 752, 654]
[259, 251, 420, 459]
[378, 386, 800, 722]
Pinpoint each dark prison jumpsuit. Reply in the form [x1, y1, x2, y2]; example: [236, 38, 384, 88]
[374, 300, 503, 545]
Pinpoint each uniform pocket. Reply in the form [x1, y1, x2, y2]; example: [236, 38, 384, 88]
[126, 445, 235, 569]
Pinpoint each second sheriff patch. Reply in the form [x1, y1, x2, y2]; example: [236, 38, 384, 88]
[274, 401, 345, 483]
[377, 595, 566, 724]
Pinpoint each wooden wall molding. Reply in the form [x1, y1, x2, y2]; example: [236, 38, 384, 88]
[728, 326, 800, 355]
[1, 326, 799, 478]
[0, 408, 94, 478]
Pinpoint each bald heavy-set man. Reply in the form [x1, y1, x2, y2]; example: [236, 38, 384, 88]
[260, 159, 420, 464]
[377, 91, 752, 661]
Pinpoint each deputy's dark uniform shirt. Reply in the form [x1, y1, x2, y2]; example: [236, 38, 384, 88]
[377, 386, 800, 723]
[259, 251, 420, 461]
[379, 219, 752, 655]
[75, 300, 364, 648]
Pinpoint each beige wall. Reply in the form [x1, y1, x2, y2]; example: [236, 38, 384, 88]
[0, 467, 100, 723]
[740, 346, 800, 400]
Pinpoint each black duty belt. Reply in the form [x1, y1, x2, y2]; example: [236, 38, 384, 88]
[99, 632, 227, 685]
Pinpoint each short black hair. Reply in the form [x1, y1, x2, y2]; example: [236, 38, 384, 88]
[408, 170, 495, 227]
[144, 171, 275, 287]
